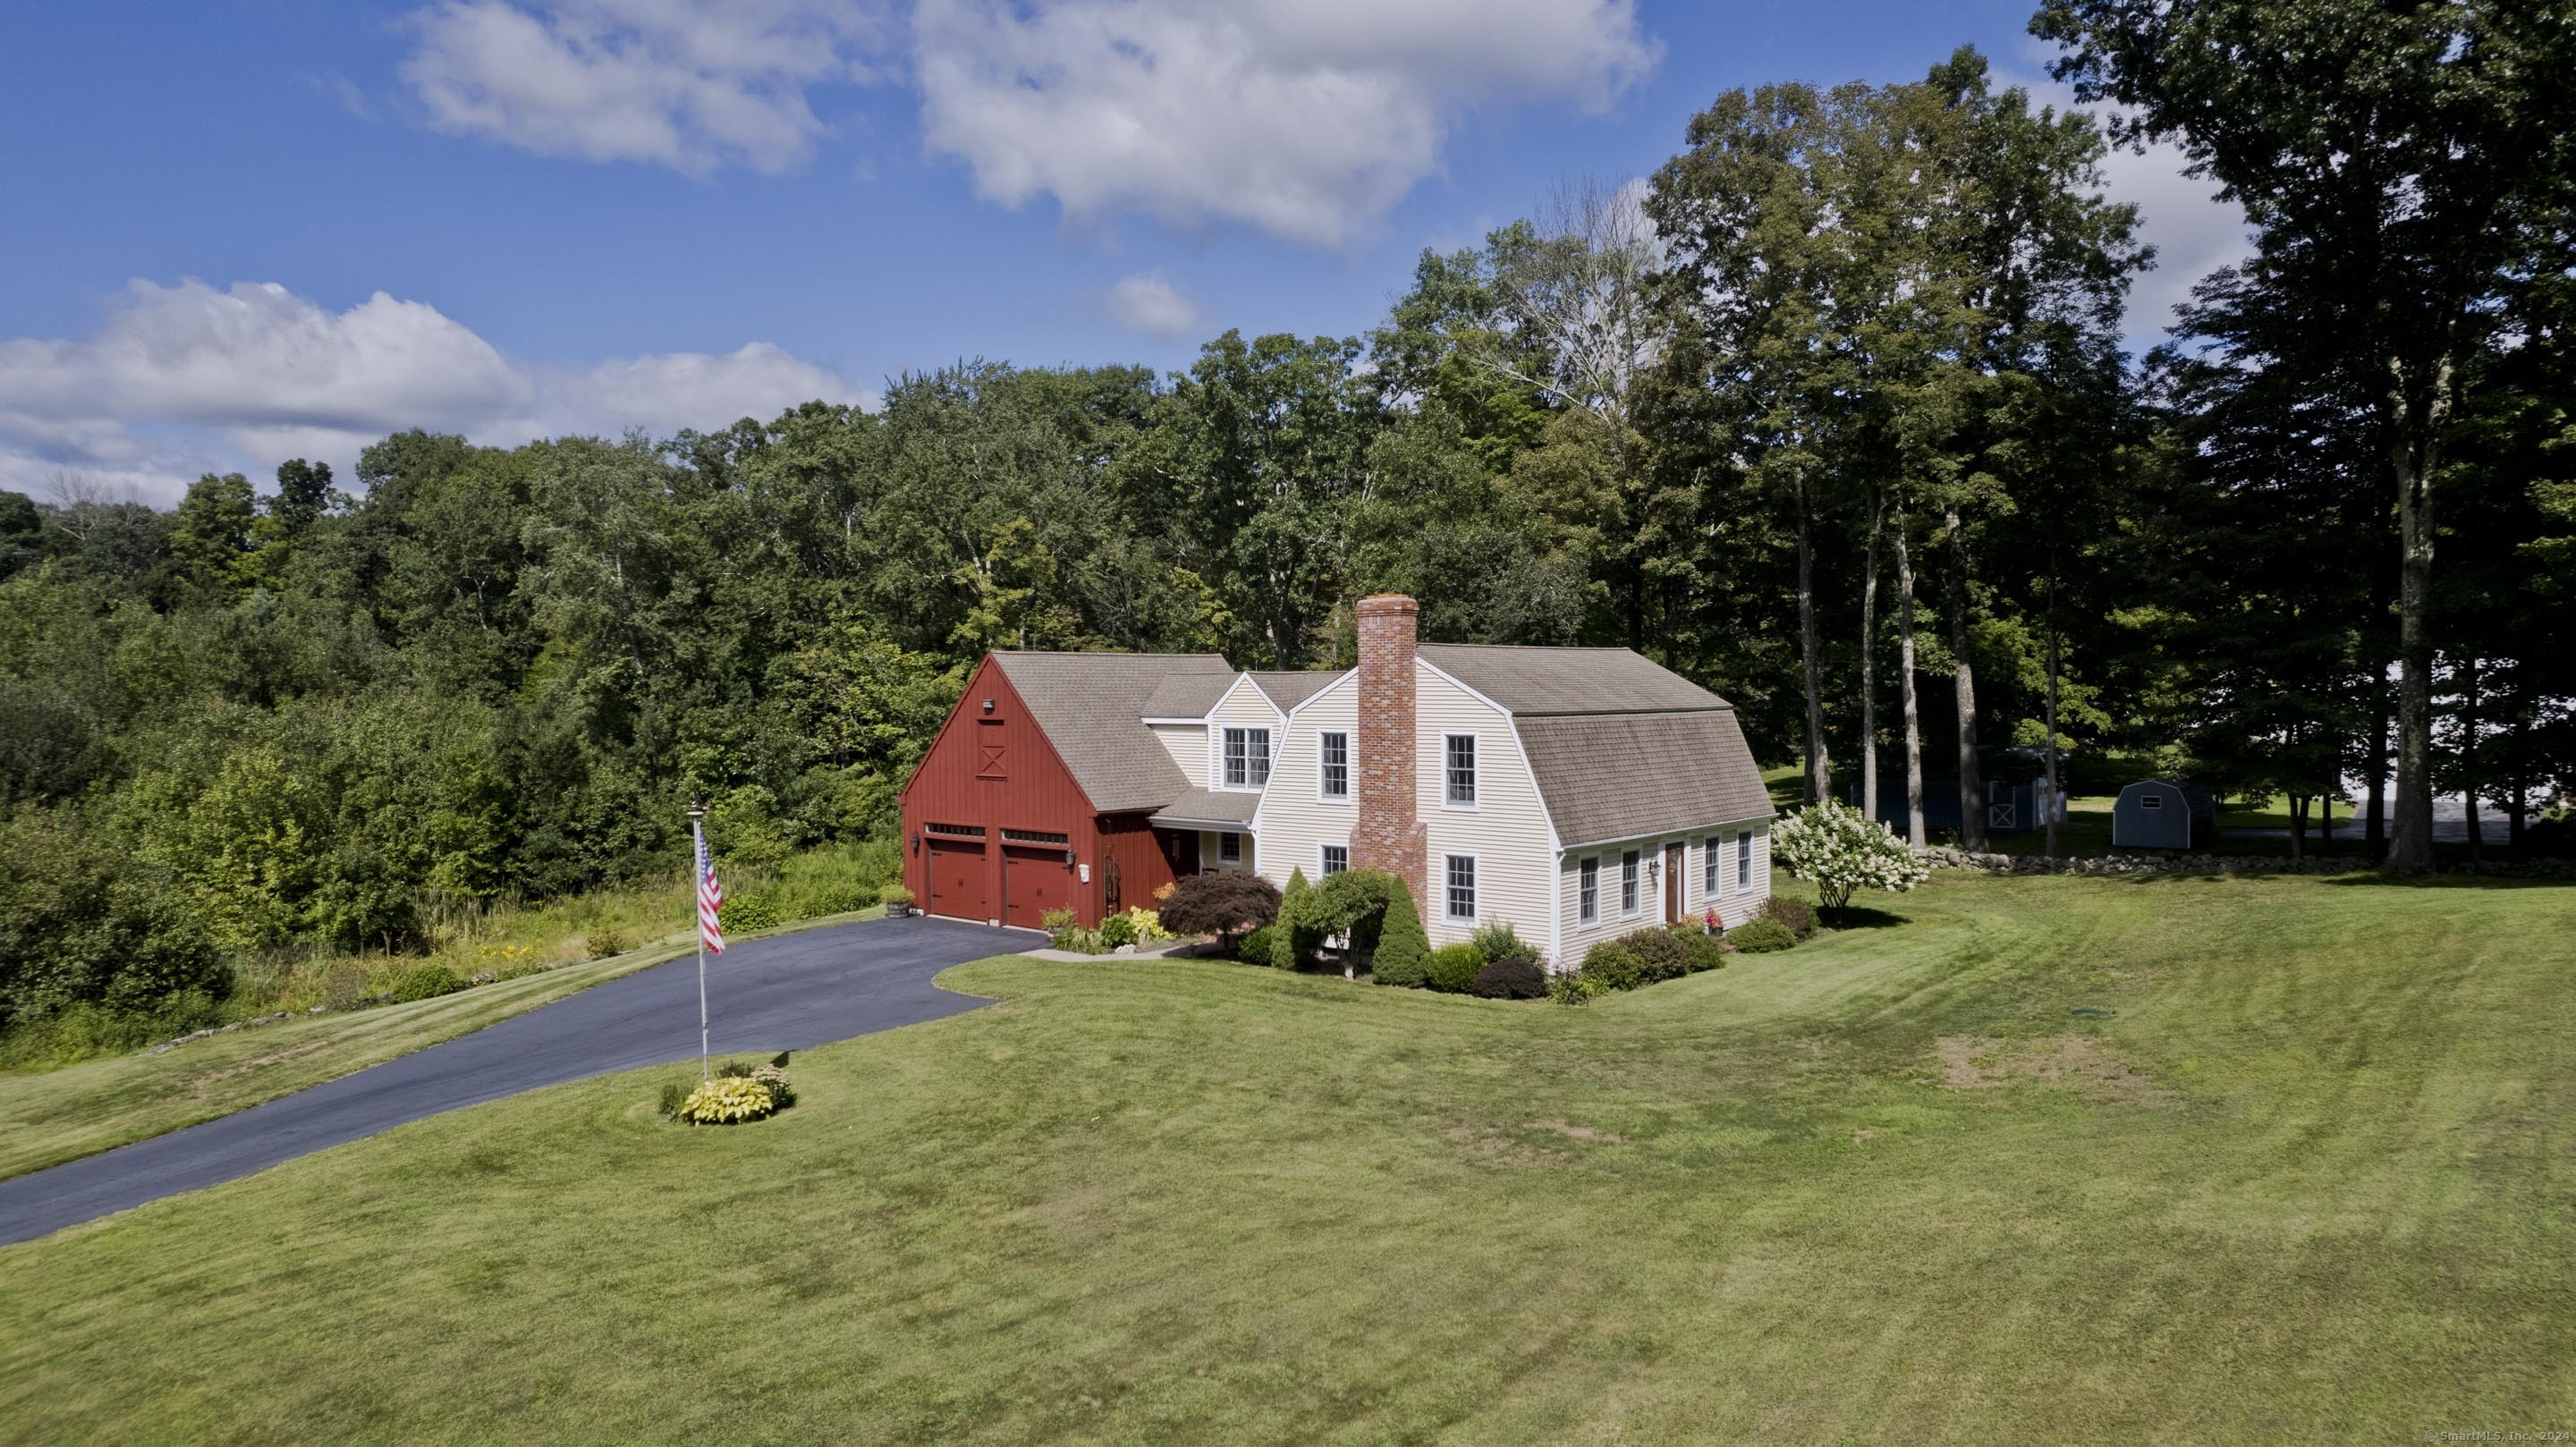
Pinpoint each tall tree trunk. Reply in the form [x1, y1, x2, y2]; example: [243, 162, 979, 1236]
[1895, 509, 1926, 847]
[2043, 568, 2062, 861]
[2366, 672, 2390, 859]
[2320, 774, 2334, 856]
[2462, 655, 2482, 861]
[1860, 487, 1884, 825]
[1945, 508, 1986, 852]
[2385, 356, 2452, 877]
[1797, 474, 1830, 804]
[2507, 695, 2529, 855]
[2287, 789, 2307, 861]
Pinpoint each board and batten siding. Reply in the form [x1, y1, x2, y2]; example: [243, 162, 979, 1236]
[1414, 663, 1556, 952]
[1250, 677, 1359, 888]
[1149, 722, 1208, 788]
[1553, 820, 1769, 969]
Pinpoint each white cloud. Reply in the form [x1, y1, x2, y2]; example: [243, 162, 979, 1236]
[391, 0, 1658, 244]
[400, 0, 891, 173]
[913, 0, 1658, 246]
[0, 280, 868, 506]
[2099, 137, 2250, 345]
[1102, 273, 1202, 341]
[1998, 48, 2250, 347]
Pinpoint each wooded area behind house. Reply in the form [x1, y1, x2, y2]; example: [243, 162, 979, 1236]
[3, 16, 2572, 1048]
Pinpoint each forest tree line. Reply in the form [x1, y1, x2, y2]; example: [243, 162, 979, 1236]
[4, 10, 2572, 1036]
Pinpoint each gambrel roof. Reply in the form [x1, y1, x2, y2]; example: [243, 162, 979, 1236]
[1417, 644, 1731, 715]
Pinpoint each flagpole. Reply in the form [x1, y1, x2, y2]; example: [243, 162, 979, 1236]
[690, 803, 710, 1081]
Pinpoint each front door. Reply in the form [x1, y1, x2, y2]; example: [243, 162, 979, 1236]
[1664, 842, 1685, 924]
[1160, 829, 1200, 877]
[1002, 845, 1075, 931]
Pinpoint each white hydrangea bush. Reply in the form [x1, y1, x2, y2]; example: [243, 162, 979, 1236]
[1771, 800, 1932, 911]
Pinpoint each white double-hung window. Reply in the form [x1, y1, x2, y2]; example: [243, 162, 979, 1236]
[1703, 837, 1721, 898]
[1320, 843, 1349, 876]
[1737, 831, 1753, 890]
[1579, 857, 1600, 924]
[1318, 730, 1350, 800]
[1444, 733, 1477, 807]
[1445, 854, 1478, 922]
[1222, 727, 1271, 789]
[1621, 850, 1641, 916]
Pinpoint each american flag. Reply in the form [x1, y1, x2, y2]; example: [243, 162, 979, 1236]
[696, 831, 726, 954]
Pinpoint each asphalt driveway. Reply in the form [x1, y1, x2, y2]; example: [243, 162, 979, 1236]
[0, 914, 1012, 1248]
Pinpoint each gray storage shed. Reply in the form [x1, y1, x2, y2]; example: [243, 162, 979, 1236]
[2113, 779, 2216, 850]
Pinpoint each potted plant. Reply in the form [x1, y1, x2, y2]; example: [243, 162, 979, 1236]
[1702, 907, 1725, 936]
[879, 883, 915, 918]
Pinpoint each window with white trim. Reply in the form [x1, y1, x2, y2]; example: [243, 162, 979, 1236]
[1703, 837, 1721, 898]
[1320, 844, 1349, 876]
[1445, 854, 1478, 921]
[1222, 727, 1271, 789]
[1318, 731, 1350, 800]
[1621, 850, 1640, 916]
[1578, 856, 1599, 924]
[1737, 831, 1753, 890]
[1444, 732, 1477, 806]
[1219, 832, 1242, 864]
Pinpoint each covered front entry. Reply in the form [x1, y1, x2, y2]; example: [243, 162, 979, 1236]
[1001, 841, 1076, 930]
[925, 834, 989, 922]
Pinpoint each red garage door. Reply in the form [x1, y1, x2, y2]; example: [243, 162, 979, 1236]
[925, 836, 988, 921]
[1002, 844, 1075, 931]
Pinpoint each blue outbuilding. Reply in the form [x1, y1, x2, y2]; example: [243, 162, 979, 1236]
[2112, 779, 2216, 850]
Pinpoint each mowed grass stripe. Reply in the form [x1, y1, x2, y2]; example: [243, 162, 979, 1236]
[2, 872, 2571, 1444]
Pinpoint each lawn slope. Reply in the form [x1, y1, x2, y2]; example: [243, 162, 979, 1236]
[0, 913, 877, 1180]
[2, 873, 2570, 1444]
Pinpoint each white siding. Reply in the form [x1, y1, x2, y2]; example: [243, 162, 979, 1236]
[1199, 829, 1256, 875]
[1151, 722, 1208, 788]
[1555, 819, 1770, 970]
[1249, 677, 1357, 890]
[1206, 681, 1284, 794]
[1415, 663, 1556, 954]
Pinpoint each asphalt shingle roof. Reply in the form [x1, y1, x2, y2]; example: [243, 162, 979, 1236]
[1515, 709, 1776, 847]
[1246, 670, 1348, 711]
[1147, 788, 1261, 829]
[1139, 670, 1240, 720]
[988, 652, 1233, 813]
[1416, 644, 1730, 715]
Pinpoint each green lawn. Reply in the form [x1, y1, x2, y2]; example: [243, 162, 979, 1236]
[0, 912, 878, 1181]
[4, 872, 2571, 1443]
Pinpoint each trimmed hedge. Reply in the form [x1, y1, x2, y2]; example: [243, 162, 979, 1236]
[1580, 941, 1646, 991]
[1729, 917, 1797, 952]
[1371, 877, 1431, 984]
[1758, 895, 1818, 940]
[1425, 943, 1486, 994]
[1236, 923, 1282, 966]
[1468, 957, 1547, 999]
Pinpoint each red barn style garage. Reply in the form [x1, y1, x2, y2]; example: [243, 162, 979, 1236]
[898, 651, 1236, 930]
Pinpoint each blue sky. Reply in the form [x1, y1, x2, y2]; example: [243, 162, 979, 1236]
[0, 1, 2240, 504]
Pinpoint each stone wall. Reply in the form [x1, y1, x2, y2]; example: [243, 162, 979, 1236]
[1913, 847, 2576, 880]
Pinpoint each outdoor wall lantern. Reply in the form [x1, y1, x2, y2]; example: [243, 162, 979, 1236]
[1063, 847, 1077, 868]
[981, 698, 996, 713]
[910, 832, 920, 855]
[1647, 857, 1661, 884]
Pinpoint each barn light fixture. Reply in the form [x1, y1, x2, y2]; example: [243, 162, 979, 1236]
[1063, 848, 1077, 867]
[981, 698, 995, 713]
[910, 832, 920, 855]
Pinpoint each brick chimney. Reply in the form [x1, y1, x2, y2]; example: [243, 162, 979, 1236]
[1352, 594, 1427, 919]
